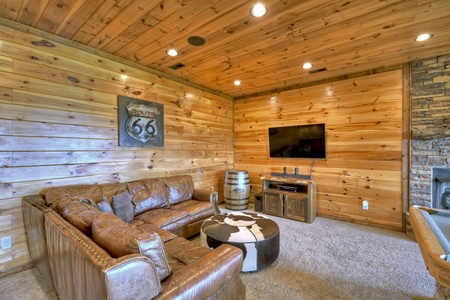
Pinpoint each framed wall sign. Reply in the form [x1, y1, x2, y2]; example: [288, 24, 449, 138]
[118, 96, 164, 147]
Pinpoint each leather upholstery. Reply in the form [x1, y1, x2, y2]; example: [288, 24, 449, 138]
[51, 198, 101, 236]
[23, 175, 244, 300]
[163, 175, 195, 205]
[131, 178, 169, 213]
[92, 213, 172, 281]
[45, 210, 161, 300]
[156, 242, 244, 299]
[22, 195, 55, 292]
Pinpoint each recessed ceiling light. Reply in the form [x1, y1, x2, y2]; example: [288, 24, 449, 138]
[415, 33, 433, 42]
[251, 3, 267, 17]
[234, 80, 242, 86]
[166, 49, 178, 57]
[302, 62, 313, 69]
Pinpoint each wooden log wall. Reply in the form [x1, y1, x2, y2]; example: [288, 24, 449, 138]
[234, 69, 404, 231]
[0, 26, 233, 274]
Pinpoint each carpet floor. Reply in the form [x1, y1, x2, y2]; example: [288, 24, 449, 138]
[238, 214, 435, 300]
[0, 209, 436, 300]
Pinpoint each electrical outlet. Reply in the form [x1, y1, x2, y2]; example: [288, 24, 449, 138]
[362, 200, 369, 210]
[1, 236, 12, 250]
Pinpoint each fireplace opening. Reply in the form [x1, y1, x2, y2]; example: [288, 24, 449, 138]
[432, 167, 450, 209]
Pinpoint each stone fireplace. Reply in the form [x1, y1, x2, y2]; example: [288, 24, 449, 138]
[432, 167, 450, 209]
[409, 54, 450, 208]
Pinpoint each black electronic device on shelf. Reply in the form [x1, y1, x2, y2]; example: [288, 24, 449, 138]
[276, 185, 298, 192]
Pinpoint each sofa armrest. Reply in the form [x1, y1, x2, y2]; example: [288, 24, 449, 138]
[156, 244, 244, 300]
[22, 195, 55, 292]
[192, 189, 218, 202]
[23, 194, 52, 212]
[193, 189, 220, 214]
[45, 210, 162, 300]
[103, 254, 162, 300]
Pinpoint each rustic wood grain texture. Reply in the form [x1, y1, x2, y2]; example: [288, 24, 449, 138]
[0, 0, 449, 97]
[234, 69, 404, 231]
[0, 26, 233, 273]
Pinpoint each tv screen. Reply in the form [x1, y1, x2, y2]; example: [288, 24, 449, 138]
[268, 124, 326, 159]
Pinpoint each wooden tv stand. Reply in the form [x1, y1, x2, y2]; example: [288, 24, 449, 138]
[261, 177, 316, 223]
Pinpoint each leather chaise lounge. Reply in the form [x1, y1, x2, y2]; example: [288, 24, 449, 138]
[23, 175, 246, 300]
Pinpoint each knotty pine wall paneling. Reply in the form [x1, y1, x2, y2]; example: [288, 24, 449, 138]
[234, 69, 404, 231]
[0, 26, 234, 273]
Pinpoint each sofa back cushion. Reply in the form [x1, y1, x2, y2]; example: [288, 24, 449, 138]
[128, 178, 169, 215]
[92, 213, 171, 281]
[163, 175, 194, 205]
[99, 183, 128, 202]
[45, 185, 104, 206]
[51, 197, 101, 236]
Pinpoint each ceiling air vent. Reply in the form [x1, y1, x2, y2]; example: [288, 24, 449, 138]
[187, 36, 206, 46]
[169, 63, 186, 70]
[308, 67, 327, 74]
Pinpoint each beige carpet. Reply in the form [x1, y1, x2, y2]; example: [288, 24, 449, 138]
[239, 214, 435, 300]
[0, 267, 58, 300]
[0, 211, 435, 300]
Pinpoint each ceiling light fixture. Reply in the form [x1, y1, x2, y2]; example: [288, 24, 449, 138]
[415, 33, 433, 42]
[234, 80, 242, 86]
[302, 62, 313, 69]
[251, 3, 267, 17]
[166, 48, 178, 57]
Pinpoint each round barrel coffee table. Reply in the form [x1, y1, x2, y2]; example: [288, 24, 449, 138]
[200, 211, 280, 272]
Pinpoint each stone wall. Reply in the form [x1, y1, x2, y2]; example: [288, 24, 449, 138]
[410, 54, 450, 207]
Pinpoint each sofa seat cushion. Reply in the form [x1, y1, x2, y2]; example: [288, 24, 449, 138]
[163, 237, 211, 273]
[170, 200, 215, 223]
[134, 209, 189, 232]
[51, 197, 101, 236]
[163, 175, 194, 205]
[92, 213, 171, 281]
[135, 223, 178, 243]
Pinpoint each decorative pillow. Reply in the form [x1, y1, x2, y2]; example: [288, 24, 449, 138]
[163, 175, 194, 205]
[128, 179, 169, 216]
[92, 213, 171, 281]
[112, 190, 134, 223]
[97, 196, 114, 214]
[51, 197, 101, 236]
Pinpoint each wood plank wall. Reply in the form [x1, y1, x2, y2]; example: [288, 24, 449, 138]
[0, 26, 234, 273]
[234, 69, 404, 231]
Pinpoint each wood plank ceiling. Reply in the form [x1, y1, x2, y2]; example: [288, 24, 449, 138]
[0, 0, 449, 98]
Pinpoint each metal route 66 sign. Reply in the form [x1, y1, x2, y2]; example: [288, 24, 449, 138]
[118, 96, 164, 147]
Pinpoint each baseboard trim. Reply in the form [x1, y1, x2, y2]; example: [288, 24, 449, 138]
[0, 262, 34, 279]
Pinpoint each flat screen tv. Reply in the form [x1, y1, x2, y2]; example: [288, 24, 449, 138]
[268, 123, 326, 159]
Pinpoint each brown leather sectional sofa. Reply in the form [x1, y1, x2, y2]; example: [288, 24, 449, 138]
[23, 175, 246, 300]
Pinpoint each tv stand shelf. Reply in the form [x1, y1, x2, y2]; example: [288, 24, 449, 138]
[261, 177, 316, 223]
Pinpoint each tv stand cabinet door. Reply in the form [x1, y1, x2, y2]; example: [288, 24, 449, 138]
[263, 192, 284, 217]
[284, 193, 308, 222]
